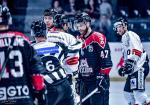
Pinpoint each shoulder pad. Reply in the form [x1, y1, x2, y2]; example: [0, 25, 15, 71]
[92, 32, 106, 49]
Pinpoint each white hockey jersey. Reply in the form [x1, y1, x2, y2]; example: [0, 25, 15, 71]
[121, 31, 147, 72]
[47, 31, 82, 75]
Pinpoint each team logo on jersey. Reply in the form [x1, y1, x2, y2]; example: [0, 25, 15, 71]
[79, 59, 93, 76]
[88, 45, 93, 52]
[130, 78, 136, 89]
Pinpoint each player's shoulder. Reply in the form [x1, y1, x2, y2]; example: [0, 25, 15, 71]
[13, 31, 30, 41]
[91, 31, 107, 48]
[128, 31, 138, 36]
[125, 31, 139, 40]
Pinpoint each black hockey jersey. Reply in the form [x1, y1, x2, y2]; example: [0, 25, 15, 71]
[0, 30, 45, 105]
[79, 31, 113, 81]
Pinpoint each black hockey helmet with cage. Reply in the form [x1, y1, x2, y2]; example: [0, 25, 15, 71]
[113, 17, 128, 31]
[75, 12, 91, 23]
[43, 8, 57, 17]
[0, 4, 12, 25]
[31, 20, 46, 37]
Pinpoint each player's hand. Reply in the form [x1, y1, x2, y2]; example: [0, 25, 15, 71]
[124, 59, 135, 74]
[118, 67, 125, 77]
[96, 74, 107, 91]
[34, 88, 47, 105]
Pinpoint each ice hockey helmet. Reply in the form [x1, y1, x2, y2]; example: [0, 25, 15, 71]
[31, 20, 46, 37]
[0, 5, 12, 25]
[43, 8, 57, 17]
[113, 17, 128, 31]
[75, 12, 91, 23]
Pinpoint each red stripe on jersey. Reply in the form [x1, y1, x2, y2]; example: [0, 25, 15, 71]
[82, 32, 106, 49]
[99, 67, 112, 75]
[132, 49, 142, 57]
[14, 32, 30, 42]
[0, 31, 30, 43]
[32, 74, 45, 91]
[66, 57, 79, 65]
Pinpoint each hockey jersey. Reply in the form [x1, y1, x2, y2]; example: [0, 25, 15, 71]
[78, 31, 112, 81]
[0, 30, 45, 105]
[121, 31, 148, 72]
[47, 31, 82, 75]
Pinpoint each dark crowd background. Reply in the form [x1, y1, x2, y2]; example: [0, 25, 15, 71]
[2, 0, 150, 42]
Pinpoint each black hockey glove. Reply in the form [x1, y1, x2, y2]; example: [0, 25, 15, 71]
[124, 59, 135, 74]
[96, 74, 107, 91]
[34, 88, 47, 105]
[118, 67, 125, 77]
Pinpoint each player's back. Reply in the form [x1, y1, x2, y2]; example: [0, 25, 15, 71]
[33, 41, 67, 85]
[0, 31, 35, 105]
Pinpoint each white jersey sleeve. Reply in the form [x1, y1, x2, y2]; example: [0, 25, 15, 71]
[47, 31, 82, 75]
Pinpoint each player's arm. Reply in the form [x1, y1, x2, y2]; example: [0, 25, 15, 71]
[94, 33, 112, 90]
[63, 37, 82, 76]
[26, 41, 47, 105]
[121, 33, 143, 75]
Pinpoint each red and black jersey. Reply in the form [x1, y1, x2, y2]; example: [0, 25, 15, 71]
[78, 31, 113, 81]
[0, 30, 45, 105]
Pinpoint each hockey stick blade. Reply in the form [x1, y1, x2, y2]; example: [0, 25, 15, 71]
[76, 88, 98, 105]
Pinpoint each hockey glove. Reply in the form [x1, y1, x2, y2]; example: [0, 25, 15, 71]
[118, 67, 125, 77]
[34, 88, 47, 105]
[96, 74, 107, 91]
[124, 59, 135, 74]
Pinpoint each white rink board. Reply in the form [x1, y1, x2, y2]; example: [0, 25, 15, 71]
[109, 42, 150, 77]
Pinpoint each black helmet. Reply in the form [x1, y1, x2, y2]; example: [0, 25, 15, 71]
[53, 14, 63, 28]
[31, 20, 46, 37]
[0, 5, 12, 25]
[113, 17, 128, 31]
[61, 14, 69, 25]
[75, 12, 91, 23]
[43, 8, 57, 17]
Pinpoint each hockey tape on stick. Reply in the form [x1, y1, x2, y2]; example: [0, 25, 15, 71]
[76, 88, 98, 105]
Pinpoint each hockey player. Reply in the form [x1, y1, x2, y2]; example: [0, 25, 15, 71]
[113, 17, 150, 105]
[75, 12, 113, 105]
[46, 13, 82, 104]
[0, 5, 46, 105]
[31, 19, 80, 105]
[43, 8, 57, 32]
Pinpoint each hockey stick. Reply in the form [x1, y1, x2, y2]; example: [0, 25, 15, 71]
[0, 36, 16, 79]
[76, 75, 105, 105]
[76, 88, 98, 105]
